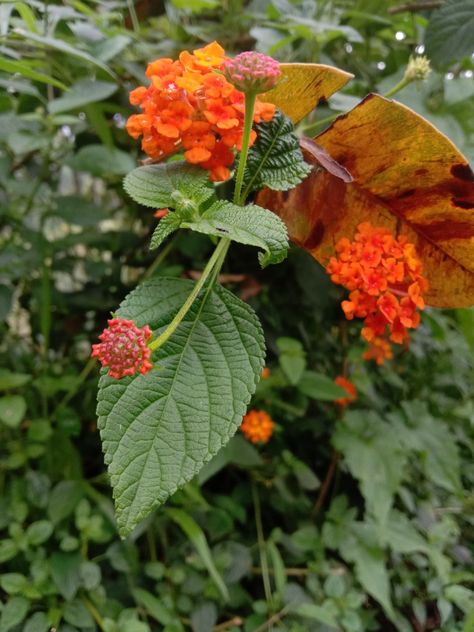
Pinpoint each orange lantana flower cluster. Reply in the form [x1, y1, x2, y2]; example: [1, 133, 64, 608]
[326, 222, 428, 364]
[241, 409, 274, 444]
[334, 376, 357, 406]
[126, 42, 276, 182]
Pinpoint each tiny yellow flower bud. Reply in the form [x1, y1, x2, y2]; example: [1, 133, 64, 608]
[404, 55, 431, 82]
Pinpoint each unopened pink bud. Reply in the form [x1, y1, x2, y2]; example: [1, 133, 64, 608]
[223, 51, 281, 94]
[91, 318, 153, 379]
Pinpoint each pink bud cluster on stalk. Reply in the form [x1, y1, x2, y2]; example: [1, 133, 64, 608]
[223, 52, 281, 94]
[91, 318, 153, 379]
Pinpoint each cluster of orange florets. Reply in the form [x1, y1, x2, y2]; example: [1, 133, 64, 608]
[126, 42, 276, 181]
[241, 409, 274, 444]
[326, 222, 428, 364]
[334, 376, 357, 406]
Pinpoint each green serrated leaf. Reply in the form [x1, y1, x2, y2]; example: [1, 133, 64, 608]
[243, 109, 312, 196]
[124, 162, 214, 211]
[150, 212, 182, 250]
[183, 200, 288, 267]
[425, 0, 474, 66]
[97, 278, 265, 536]
[333, 411, 407, 526]
[340, 526, 395, 619]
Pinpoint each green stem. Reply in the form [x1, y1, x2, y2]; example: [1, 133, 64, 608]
[383, 75, 412, 98]
[233, 91, 257, 205]
[82, 596, 106, 631]
[56, 357, 97, 412]
[300, 111, 340, 136]
[251, 480, 274, 611]
[126, 0, 140, 32]
[148, 237, 230, 352]
[147, 526, 158, 562]
[40, 259, 51, 365]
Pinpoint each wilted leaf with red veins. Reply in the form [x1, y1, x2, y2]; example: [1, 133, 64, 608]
[263, 63, 353, 123]
[257, 94, 474, 308]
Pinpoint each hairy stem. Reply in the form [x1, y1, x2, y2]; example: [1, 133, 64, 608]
[148, 237, 230, 352]
[383, 75, 413, 98]
[233, 91, 257, 205]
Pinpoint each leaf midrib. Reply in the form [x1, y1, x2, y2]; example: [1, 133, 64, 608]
[242, 116, 287, 199]
[119, 282, 225, 531]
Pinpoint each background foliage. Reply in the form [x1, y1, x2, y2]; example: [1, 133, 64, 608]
[1, 1, 474, 631]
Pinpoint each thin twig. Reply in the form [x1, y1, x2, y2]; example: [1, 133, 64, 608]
[252, 566, 310, 577]
[253, 606, 290, 632]
[214, 617, 244, 631]
[313, 450, 340, 516]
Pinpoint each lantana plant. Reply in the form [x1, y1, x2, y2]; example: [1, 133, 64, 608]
[93, 42, 474, 536]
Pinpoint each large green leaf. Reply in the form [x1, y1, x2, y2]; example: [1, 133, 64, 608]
[13, 29, 116, 79]
[0, 58, 67, 90]
[183, 201, 289, 267]
[298, 370, 347, 401]
[425, 0, 474, 66]
[68, 145, 135, 177]
[242, 109, 312, 196]
[340, 523, 395, 620]
[97, 278, 265, 536]
[333, 411, 407, 526]
[392, 401, 462, 493]
[48, 80, 117, 114]
[124, 162, 214, 211]
[0, 596, 29, 632]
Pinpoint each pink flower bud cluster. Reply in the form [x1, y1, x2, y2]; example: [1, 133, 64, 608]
[91, 318, 153, 379]
[223, 52, 281, 94]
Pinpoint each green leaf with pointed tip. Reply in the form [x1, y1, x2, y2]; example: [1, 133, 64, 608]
[48, 80, 117, 114]
[298, 371, 347, 401]
[243, 109, 312, 196]
[13, 29, 116, 79]
[150, 212, 182, 250]
[0, 58, 67, 91]
[97, 278, 265, 536]
[183, 200, 289, 267]
[124, 162, 214, 211]
[168, 508, 229, 601]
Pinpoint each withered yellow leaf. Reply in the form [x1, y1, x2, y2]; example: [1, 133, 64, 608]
[263, 63, 353, 123]
[257, 94, 474, 308]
